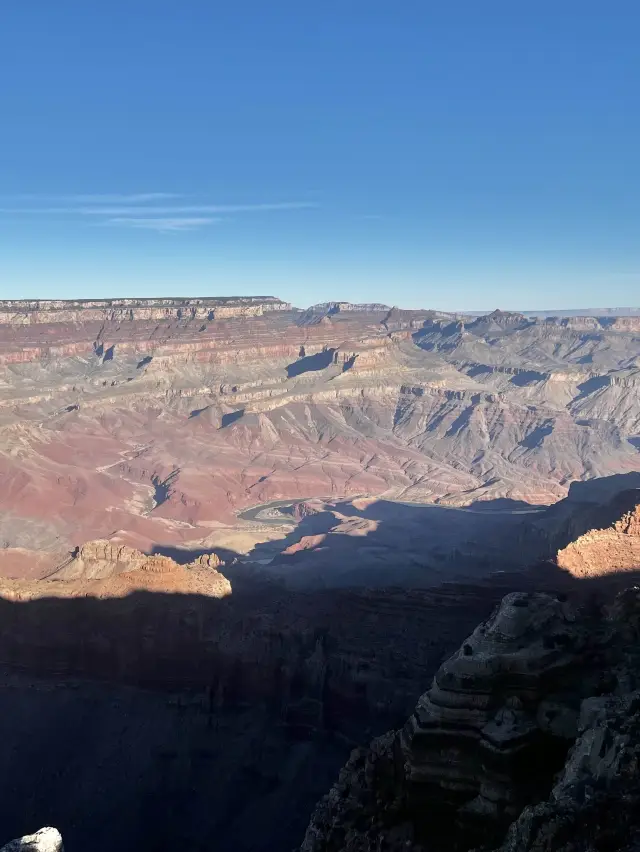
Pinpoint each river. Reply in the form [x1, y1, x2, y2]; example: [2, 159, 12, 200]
[237, 496, 544, 526]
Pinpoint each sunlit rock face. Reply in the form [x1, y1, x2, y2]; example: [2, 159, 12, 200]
[556, 493, 640, 577]
[0, 297, 638, 581]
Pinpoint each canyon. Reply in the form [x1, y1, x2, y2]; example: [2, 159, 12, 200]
[1, 479, 638, 851]
[0, 297, 638, 583]
[0, 297, 639, 851]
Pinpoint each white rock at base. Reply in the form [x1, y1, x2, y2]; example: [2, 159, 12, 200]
[0, 827, 63, 852]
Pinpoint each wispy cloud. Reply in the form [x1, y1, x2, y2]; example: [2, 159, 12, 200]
[104, 217, 220, 232]
[4, 192, 181, 204]
[0, 201, 318, 216]
[0, 195, 318, 234]
[82, 201, 318, 215]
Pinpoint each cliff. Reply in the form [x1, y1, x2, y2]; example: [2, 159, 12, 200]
[4, 539, 231, 599]
[300, 586, 640, 852]
[0, 297, 639, 577]
[12, 580, 640, 852]
[555, 491, 640, 577]
[0, 296, 291, 325]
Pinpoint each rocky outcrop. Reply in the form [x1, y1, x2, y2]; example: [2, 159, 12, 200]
[609, 316, 640, 332]
[492, 690, 640, 851]
[556, 492, 640, 577]
[54, 539, 224, 582]
[300, 586, 640, 852]
[0, 296, 291, 325]
[63, 540, 180, 578]
[308, 303, 391, 316]
[0, 828, 63, 852]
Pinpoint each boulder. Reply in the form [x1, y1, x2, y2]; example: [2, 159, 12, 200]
[0, 828, 63, 852]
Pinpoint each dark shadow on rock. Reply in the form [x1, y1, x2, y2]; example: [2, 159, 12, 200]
[150, 470, 179, 508]
[244, 511, 341, 565]
[457, 497, 541, 512]
[266, 496, 539, 586]
[1, 475, 639, 852]
[2, 564, 573, 852]
[510, 370, 547, 386]
[445, 405, 474, 437]
[189, 406, 210, 418]
[520, 422, 553, 449]
[573, 375, 610, 402]
[220, 409, 244, 428]
[224, 476, 640, 589]
[466, 364, 492, 378]
[286, 348, 336, 378]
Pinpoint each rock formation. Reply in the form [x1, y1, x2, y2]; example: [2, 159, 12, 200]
[300, 585, 640, 852]
[556, 493, 640, 578]
[0, 297, 638, 579]
[0, 828, 63, 852]
[1, 538, 231, 602]
[59, 538, 223, 579]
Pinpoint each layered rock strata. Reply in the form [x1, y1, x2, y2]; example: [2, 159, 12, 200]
[557, 495, 640, 577]
[300, 586, 640, 852]
[0, 298, 639, 578]
[3, 540, 231, 600]
[0, 561, 540, 733]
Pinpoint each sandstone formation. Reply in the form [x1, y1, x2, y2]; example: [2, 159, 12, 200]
[60, 538, 223, 579]
[4, 539, 230, 602]
[0, 298, 638, 579]
[0, 828, 63, 852]
[300, 586, 640, 852]
[556, 492, 640, 577]
[0, 296, 290, 325]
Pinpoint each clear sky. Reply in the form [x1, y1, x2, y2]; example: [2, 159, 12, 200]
[1, 1, 638, 310]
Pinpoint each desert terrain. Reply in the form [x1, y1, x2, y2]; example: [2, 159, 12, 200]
[0, 297, 638, 583]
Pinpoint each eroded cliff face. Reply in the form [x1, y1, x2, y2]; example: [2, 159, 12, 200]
[300, 586, 640, 852]
[5, 581, 640, 852]
[0, 296, 291, 325]
[3, 540, 231, 600]
[556, 492, 640, 577]
[0, 560, 543, 851]
[0, 298, 638, 579]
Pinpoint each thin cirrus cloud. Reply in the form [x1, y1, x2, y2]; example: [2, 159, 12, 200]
[4, 192, 182, 204]
[21, 201, 318, 216]
[0, 197, 319, 233]
[105, 217, 221, 232]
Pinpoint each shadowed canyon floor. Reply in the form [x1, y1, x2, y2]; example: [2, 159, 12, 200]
[1, 476, 639, 851]
[1, 298, 640, 851]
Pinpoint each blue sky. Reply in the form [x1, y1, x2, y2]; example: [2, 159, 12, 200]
[1, 1, 638, 310]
